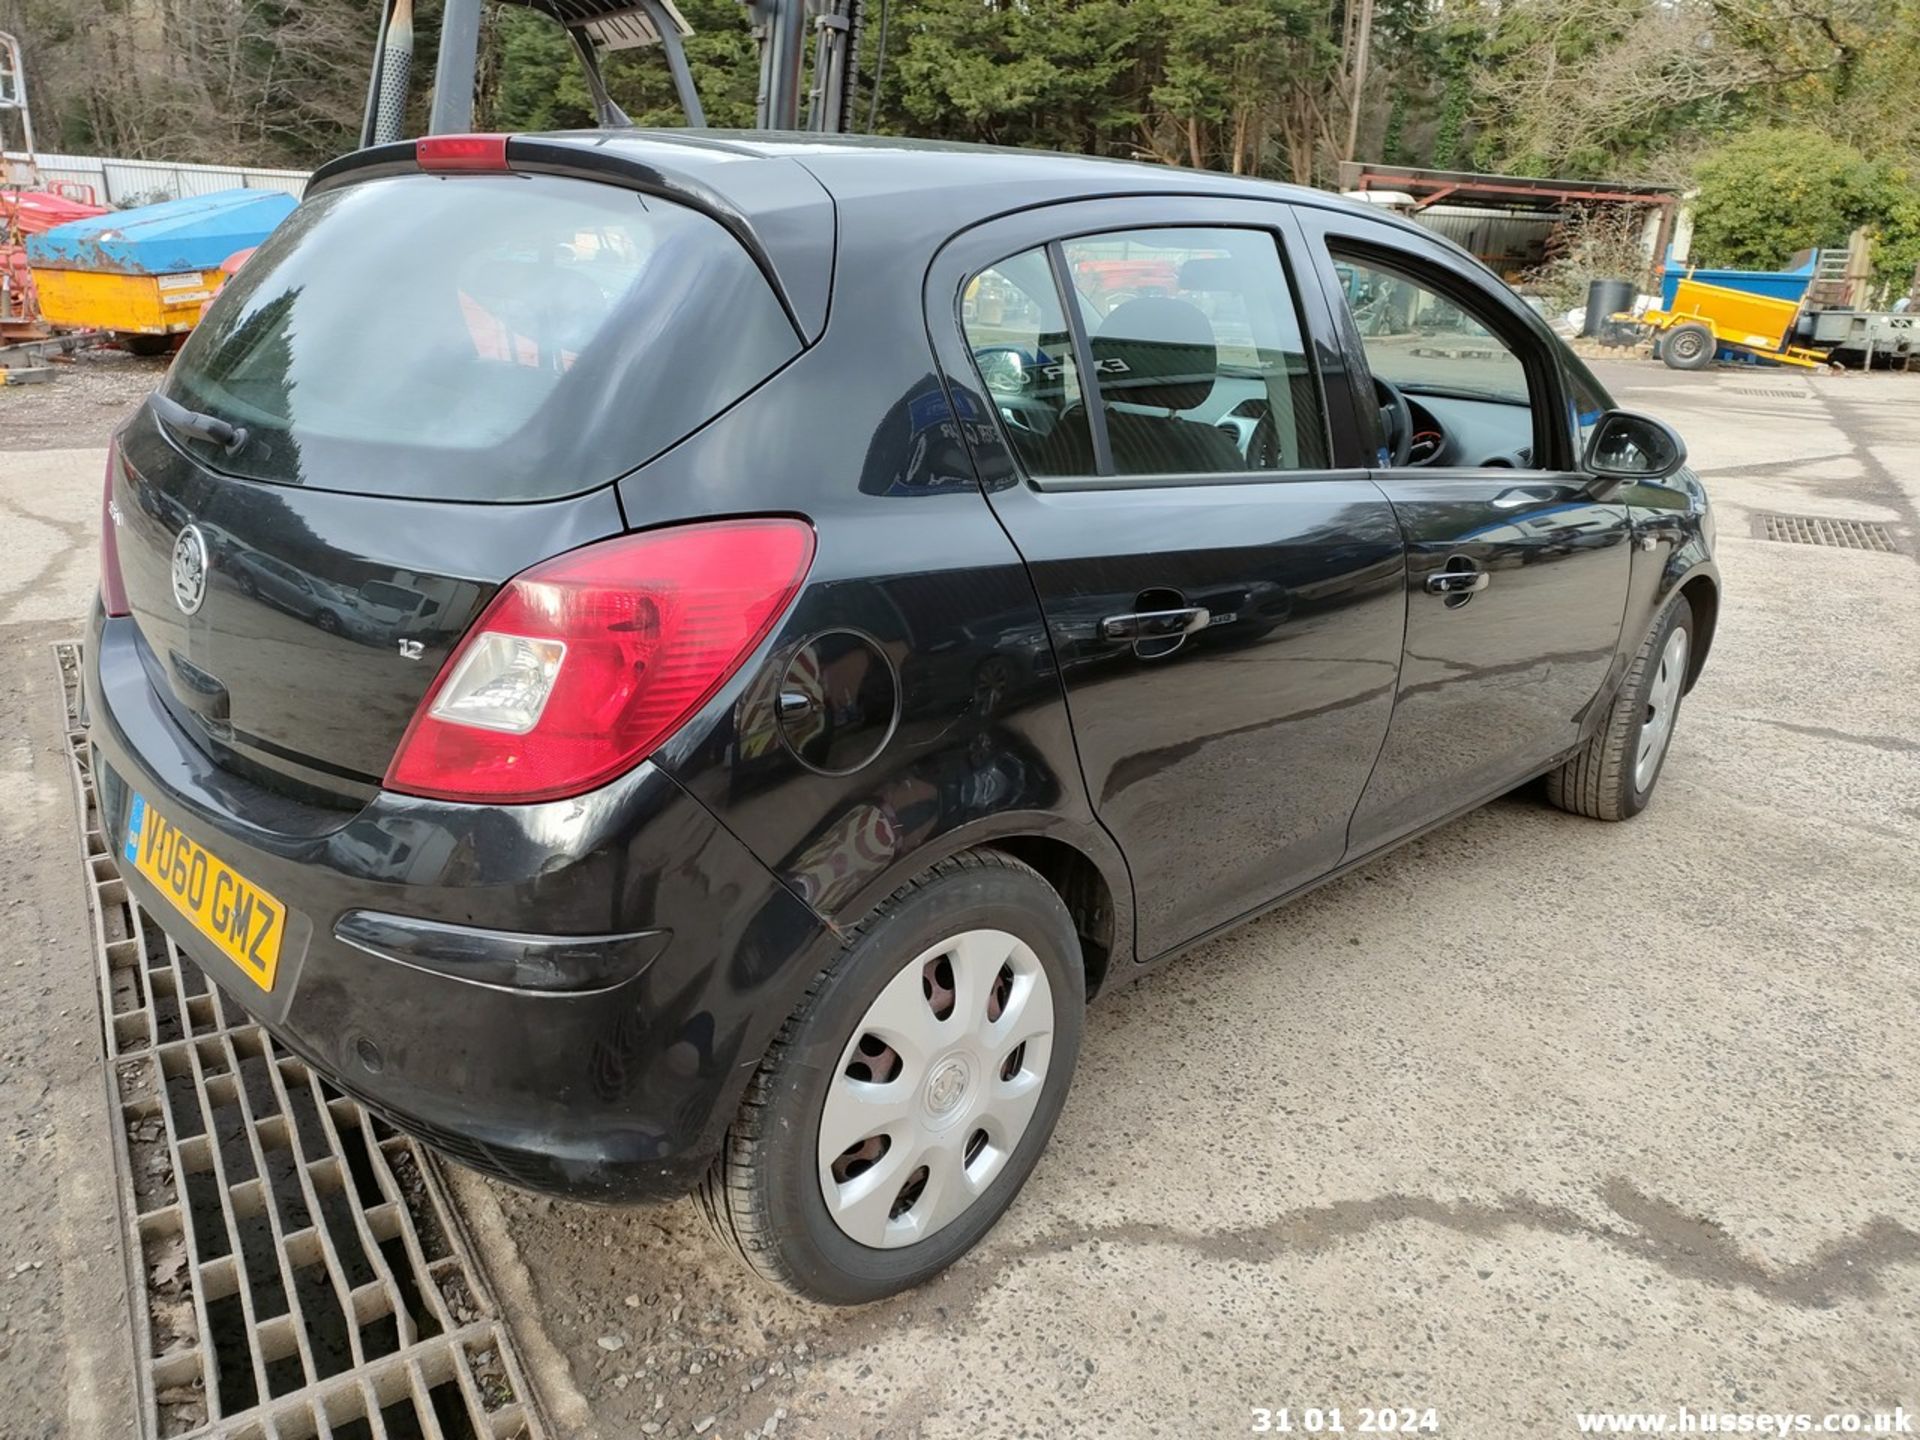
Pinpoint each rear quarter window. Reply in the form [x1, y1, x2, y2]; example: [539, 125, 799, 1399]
[165, 173, 801, 502]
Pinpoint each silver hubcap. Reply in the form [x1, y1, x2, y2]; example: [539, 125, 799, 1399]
[818, 929, 1055, 1249]
[1635, 625, 1689, 791]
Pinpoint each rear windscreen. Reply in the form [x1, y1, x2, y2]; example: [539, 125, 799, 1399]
[164, 173, 801, 502]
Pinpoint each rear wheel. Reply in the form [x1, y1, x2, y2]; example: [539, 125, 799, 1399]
[698, 850, 1084, 1304]
[1547, 594, 1694, 821]
[1661, 323, 1715, 371]
[118, 332, 176, 358]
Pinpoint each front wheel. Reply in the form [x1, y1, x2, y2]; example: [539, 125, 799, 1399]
[1547, 594, 1695, 821]
[698, 850, 1085, 1304]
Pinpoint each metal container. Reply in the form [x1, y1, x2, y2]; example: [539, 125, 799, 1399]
[1583, 279, 1635, 335]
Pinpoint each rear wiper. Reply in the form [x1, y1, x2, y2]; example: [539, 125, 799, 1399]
[151, 393, 249, 455]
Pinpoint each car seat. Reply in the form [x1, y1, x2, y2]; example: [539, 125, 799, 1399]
[1089, 297, 1242, 474]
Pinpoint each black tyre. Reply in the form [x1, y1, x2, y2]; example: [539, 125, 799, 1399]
[1661, 323, 1715, 371]
[1547, 594, 1695, 821]
[698, 849, 1085, 1304]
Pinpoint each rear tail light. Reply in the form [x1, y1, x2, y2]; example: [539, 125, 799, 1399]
[99, 443, 131, 617]
[384, 518, 816, 804]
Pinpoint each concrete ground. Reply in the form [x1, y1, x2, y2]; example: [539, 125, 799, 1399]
[1, 355, 1915, 1439]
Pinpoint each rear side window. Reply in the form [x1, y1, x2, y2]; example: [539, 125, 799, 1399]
[961, 226, 1329, 481]
[166, 173, 800, 502]
[960, 248, 1095, 477]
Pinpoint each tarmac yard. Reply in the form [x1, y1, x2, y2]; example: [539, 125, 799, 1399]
[2, 357, 1916, 1438]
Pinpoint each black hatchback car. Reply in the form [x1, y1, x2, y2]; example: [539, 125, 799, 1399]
[88, 131, 1717, 1304]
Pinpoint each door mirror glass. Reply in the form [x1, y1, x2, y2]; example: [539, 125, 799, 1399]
[1583, 410, 1687, 480]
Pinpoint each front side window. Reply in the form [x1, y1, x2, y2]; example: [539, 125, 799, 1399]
[961, 225, 1329, 481]
[1566, 359, 1612, 453]
[1329, 252, 1542, 468]
[1331, 255, 1531, 405]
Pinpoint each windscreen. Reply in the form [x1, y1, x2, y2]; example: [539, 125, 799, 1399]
[164, 172, 801, 502]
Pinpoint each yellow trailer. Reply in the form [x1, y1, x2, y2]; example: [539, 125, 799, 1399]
[26, 187, 296, 354]
[1634, 275, 1831, 371]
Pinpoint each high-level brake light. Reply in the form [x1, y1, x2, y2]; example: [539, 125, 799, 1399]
[416, 134, 511, 173]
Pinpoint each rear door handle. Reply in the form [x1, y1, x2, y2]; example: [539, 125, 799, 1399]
[1101, 607, 1211, 641]
[1425, 570, 1489, 595]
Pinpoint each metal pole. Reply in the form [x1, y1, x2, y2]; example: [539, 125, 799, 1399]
[567, 27, 634, 127]
[838, 0, 864, 132]
[362, 0, 414, 147]
[752, 0, 809, 130]
[428, 0, 485, 135]
[807, 9, 853, 132]
[638, 0, 707, 126]
[805, 13, 831, 131]
[0, 30, 38, 157]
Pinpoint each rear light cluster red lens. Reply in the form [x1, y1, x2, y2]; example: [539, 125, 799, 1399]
[99, 443, 131, 617]
[384, 519, 816, 805]
[416, 134, 511, 173]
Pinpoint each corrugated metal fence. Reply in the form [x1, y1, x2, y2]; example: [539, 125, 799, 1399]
[4, 150, 308, 207]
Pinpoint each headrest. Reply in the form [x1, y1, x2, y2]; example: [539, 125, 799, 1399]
[1091, 297, 1218, 413]
[1175, 256, 1245, 292]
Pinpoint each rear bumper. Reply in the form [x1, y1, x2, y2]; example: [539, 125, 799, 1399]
[86, 607, 834, 1202]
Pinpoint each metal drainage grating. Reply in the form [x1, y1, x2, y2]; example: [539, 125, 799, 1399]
[55, 643, 545, 1440]
[1757, 513, 1900, 551]
[1727, 385, 1812, 399]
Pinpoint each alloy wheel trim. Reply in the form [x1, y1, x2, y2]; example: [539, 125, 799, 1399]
[1635, 624, 1690, 791]
[817, 928, 1055, 1250]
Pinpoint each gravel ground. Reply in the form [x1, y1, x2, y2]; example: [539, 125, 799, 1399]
[0, 446, 141, 1435]
[0, 348, 168, 450]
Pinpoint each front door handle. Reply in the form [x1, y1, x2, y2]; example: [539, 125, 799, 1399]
[1101, 606, 1211, 642]
[1491, 485, 1559, 510]
[1425, 570, 1489, 596]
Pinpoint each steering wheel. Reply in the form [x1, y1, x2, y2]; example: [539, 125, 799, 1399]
[1373, 376, 1414, 468]
[1245, 411, 1281, 470]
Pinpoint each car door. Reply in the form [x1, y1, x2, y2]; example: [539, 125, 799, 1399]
[927, 197, 1407, 961]
[1291, 209, 1634, 856]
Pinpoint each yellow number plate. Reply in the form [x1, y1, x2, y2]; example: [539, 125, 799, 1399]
[124, 793, 286, 991]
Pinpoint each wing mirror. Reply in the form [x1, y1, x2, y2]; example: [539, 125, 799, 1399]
[1582, 409, 1687, 481]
